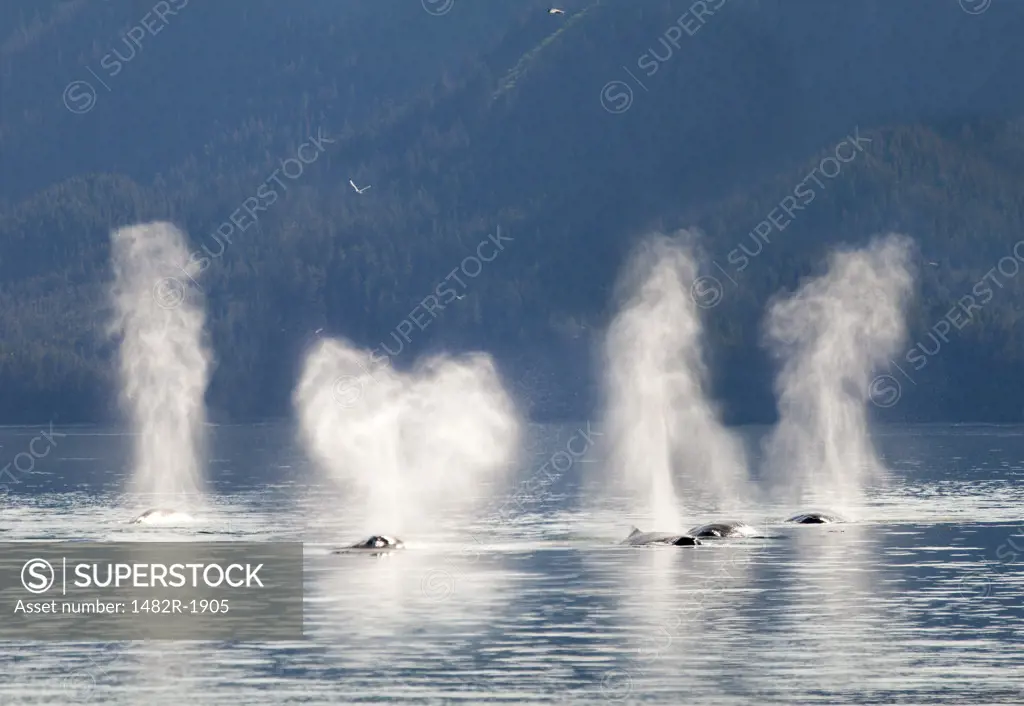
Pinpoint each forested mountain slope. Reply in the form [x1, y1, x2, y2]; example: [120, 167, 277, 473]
[1, 0, 1022, 424]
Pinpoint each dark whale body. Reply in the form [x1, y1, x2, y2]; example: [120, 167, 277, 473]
[129, 508, 192, 524]
[687, 521, 758, 538]
[333, 535, 405, 554]
[786, 512, 843, 524]
[622, 527, 702, 547]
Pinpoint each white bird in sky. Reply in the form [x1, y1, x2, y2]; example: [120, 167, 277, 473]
[314, 327, 323, 334]
[549, 8, 565, 14]
[349, 179, 371, 194]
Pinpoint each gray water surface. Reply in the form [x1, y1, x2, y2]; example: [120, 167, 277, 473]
[0, 423, 1021, 704]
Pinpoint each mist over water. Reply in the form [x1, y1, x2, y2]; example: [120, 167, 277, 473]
[294, 339, 522, 536]
[762, 233, 915, 514]
[600, 232, 750, 530]
[107, 222, 212, 508]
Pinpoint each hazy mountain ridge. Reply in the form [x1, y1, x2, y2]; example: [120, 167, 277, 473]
[1, 0, 1023, 423]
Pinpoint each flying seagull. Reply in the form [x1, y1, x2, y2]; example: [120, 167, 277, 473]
[349, 179, 371, 194]
[549, 8, 565, 14]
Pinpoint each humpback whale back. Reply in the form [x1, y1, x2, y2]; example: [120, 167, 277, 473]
[621, 527, 702, 547]
[354, 535, 404, 549]
[671, 535, 700, 546]
[335, 535, 406, 553]
[786, 512, 844, 524]
[687, 521, 759, 538]
[129, 508, 194, 525]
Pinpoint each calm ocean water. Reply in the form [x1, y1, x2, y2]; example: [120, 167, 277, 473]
[0, 422, 1022, 705]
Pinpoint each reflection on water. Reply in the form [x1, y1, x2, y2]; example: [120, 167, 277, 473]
[758, 523, 904, 699]
[588, 534, 766, 703]
[0, 424, 1023, 704]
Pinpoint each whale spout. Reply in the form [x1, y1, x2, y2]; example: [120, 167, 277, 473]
[786, 512, 844, 524]
[687, 521, 759, 538]
[622, 526, 702, 547]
